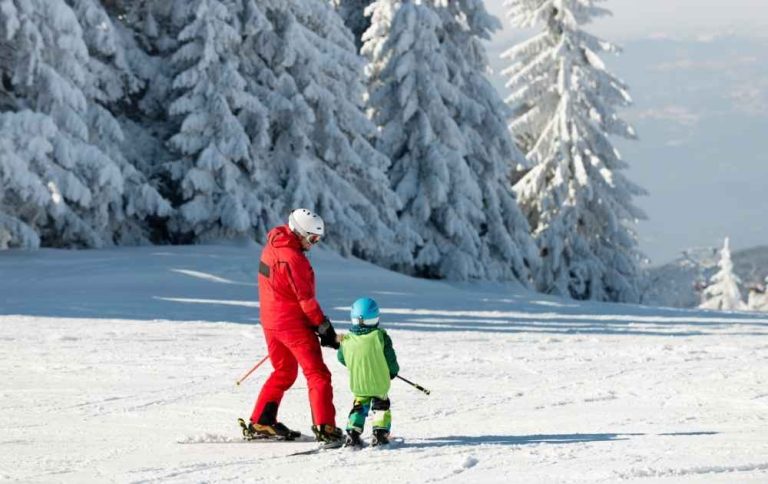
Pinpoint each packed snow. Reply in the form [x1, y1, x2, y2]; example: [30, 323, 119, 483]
[2, 243, 767, 483]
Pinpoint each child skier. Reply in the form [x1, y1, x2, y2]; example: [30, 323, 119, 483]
[337, 297, 399, 447]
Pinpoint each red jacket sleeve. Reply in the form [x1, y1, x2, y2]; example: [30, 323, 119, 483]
[284, 253, 325, 326]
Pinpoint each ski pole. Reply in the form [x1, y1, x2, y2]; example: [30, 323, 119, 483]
[236, 355, 269, 386]
[396, 375, 431, 395]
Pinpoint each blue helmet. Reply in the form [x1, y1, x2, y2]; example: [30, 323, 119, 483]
[350, 297, 380, 327]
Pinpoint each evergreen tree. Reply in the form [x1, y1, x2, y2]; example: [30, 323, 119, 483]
[747, 281, 768, 312]
[0, 0, 170, 248]
[700, 238, 746, 311]
[503, 0, 646, 300]
[429, 0, 539, 282]
[106, 0, 188, 236]
[162, 0, 268, 241]
[117, 0, 409, 266]
[1, 0, 124, 247]
[199, 0, 410, 262]
[66, 0, 171, 244]
[363, 0, 536, 282]
[0, 111, 59, 249]
[332, 0, 374, 51]
[278, 0, 410, 265]
[361, 1, 490, 280]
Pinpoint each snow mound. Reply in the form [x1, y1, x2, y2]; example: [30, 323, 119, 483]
[177, 433, 240, 444]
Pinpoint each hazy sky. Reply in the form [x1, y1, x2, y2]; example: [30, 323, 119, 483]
[485, 0, 768, 41]
[484, 0, 768, 264]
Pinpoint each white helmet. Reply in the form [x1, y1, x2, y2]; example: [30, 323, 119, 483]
[288, 208, 325, 241]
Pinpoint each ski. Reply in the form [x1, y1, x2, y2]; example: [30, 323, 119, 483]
[286, 436, 404, 456]
[286, 439, 345, 456]
[372, 436, 405, 449]
[178, 436, 315, 444]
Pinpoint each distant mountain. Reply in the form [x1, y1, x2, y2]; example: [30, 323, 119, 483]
[644, 245, 768, 308]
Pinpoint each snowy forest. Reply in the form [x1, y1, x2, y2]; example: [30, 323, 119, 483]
[0, 0, 648, 303]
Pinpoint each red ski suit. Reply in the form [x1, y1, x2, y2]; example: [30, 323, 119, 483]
[250, 225, 336, 427]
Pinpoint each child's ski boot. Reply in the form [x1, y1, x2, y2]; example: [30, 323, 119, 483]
[371, 428, 390, 447]
[344, 429, 364, 448]
[311, 424, 344, 448]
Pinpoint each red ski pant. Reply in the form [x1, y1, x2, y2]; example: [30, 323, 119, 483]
[250, 327, 336, 427]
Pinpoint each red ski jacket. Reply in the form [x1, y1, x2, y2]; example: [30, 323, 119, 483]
[257, 225, 326, 331]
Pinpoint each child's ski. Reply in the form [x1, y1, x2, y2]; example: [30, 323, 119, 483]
[287, 439, 345, 456]
[286, 436, 404, 456]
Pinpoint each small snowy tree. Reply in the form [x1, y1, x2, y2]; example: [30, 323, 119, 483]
[747, 281, 768, 312]
[699, 238, 746, 311]
[503, 0, 647, 301]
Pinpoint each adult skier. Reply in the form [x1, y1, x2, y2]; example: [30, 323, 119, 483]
[242, 209, 343, 444]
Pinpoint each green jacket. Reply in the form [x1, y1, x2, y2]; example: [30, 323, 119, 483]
[337, 327, 399, 397]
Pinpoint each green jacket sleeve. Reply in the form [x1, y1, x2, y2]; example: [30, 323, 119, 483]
[337, 346, 346, 366]
[382, 331, 399, 378]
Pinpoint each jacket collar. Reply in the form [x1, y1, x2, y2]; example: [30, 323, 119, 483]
[269, 225, 303, 251]
[350, 325, 378, 335]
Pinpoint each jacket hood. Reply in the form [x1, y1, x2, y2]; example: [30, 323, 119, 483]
[268, 225, 303, 250]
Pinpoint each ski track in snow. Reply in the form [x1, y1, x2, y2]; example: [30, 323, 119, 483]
[1, 245, 768, 483]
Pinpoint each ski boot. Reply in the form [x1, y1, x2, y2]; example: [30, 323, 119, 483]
[239, 418, 301, 441]
[344, 429, 363, 448]
[311, 424, 344, 448]
[371, 428, 390, 447]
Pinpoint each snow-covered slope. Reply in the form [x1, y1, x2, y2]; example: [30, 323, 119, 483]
[2, 243, 768, 483]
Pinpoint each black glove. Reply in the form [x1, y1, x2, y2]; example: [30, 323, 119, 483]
[316, 317, 339, 349]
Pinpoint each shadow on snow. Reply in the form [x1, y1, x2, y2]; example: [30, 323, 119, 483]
[1, 246, 767, 337]
[401, 431, 719, 449]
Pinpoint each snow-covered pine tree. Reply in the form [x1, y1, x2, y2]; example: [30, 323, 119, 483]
[332, 0, 375, 51]
[427, 0, 539, 282]
[0, 111, 60, 249]
[0, 0, 137, 247]
[364, 0, 517, 280]
[700, 237, 746, 311]
[161, 0, 271, 241]
[237, 0, 411, 265]
[120, 0, 275, 242]
[104, 0, 189, 243]
[503, 0, 647, 301]
[119, 0, 408, 265]
[747, 281, 768, 312]
[65, 0, 171, 244]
